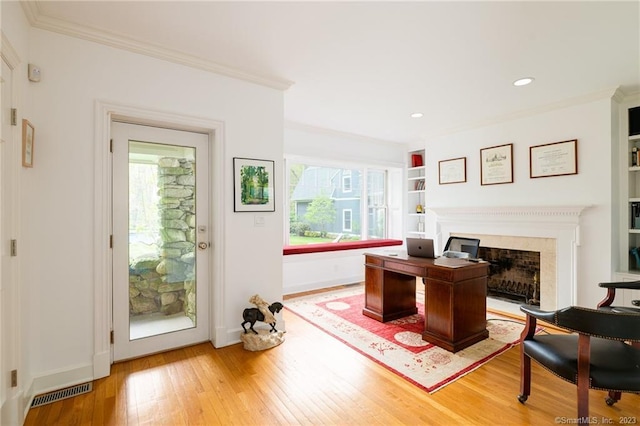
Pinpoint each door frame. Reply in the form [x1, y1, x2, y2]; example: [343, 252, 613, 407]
[93, 101, 225, 377]
[1, 33, 24, 425]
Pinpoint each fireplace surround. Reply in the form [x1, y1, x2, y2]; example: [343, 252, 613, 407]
[430, 205, 589, 310]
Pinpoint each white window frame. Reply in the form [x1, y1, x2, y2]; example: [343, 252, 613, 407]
[343, 209, 353, 231]
[284, 156, 399, 246]
[342, 170, 352, 193]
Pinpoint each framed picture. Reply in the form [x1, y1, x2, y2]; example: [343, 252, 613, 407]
[233, 157, 275, 212]
[530, 139, 578, 179]
[480, 143, 513, 185]
[22, 119, 35, 168]
[438, 157, 466, 184]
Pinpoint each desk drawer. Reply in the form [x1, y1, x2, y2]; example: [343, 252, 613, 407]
[428, 268, 455, 281]
[384, 260, 426, 277]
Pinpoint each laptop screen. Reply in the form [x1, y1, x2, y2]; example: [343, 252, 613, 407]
[406, 238, 435, 258]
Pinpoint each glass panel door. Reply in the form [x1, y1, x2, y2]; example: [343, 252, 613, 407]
[128, 141, 197, 339]
[112, 122, 209, 361]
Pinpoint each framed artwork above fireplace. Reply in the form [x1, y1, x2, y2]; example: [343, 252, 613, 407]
[480, 143, 513, 185]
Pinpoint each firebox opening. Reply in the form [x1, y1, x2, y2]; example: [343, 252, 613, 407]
[478, 246, 541, 306]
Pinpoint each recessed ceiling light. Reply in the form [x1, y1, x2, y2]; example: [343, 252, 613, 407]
[513, 77, 534, 87]
[410, 112, 424, 118]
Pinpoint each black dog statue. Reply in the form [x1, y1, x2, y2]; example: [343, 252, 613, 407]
[241, 301, 284, 334]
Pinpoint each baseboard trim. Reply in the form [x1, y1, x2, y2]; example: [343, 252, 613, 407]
[29, 364, 94, 403]
[283, 276, 362, 296]
[93, 350, 111, 379]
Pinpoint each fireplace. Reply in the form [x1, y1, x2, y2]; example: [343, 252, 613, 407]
[479, 246, 540, 305]
[430, 205, 589, 310]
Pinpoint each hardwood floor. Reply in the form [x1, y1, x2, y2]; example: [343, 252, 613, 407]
[25, 296, 639, 425]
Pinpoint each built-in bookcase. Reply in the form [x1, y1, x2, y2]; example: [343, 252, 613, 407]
[625, 105, 640, 275]
[407, 149, 426, 237]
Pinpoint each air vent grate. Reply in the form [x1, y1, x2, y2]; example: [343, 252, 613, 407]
[31, 382, 93, 408]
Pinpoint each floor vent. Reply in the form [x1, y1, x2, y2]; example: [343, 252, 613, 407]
[31, 382, 93, 408]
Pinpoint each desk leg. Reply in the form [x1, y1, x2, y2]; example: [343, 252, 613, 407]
[363, 267, 417, 322]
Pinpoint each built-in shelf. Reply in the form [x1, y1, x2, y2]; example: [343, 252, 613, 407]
[621, 102, 640, 279]
[407, 149, 426, 237]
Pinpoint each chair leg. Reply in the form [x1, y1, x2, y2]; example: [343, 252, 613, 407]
[577, 334, 590, 418]
[518, 351, 531, 403]
[606, 391, 621, 406]
[577, 379, 590, 418]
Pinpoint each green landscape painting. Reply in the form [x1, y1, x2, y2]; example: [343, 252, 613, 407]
[240, 165, 270, 205]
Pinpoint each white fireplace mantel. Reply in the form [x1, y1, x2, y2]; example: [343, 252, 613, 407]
[429, 205, 591, 310]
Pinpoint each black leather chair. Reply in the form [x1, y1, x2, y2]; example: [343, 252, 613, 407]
[443, 236, 480, 258]
[596, 280, 640, 314]
[518, 304, 640, 418]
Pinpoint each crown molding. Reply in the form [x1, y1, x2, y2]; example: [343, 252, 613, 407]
[612, 87, 627, 103]
[428, 87, 622, 140]
[20, 1, 294, 91]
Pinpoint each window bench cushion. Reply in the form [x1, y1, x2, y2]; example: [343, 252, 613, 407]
[283, 239, 403, 255]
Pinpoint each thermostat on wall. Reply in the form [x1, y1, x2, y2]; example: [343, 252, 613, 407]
[28, 64, 41, 82]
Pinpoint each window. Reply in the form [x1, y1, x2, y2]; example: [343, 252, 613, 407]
[343, 209, 352, 231]
[367, 169, 386, 239]
[286, 159, 393, 246]
[342, 171, 352, 193]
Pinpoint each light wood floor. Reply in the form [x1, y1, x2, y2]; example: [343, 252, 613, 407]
[25, 296, 639, 425]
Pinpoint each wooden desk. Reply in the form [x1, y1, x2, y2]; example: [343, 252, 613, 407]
[363, 253, 489, 352]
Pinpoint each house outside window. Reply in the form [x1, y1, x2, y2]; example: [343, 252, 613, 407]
[287, 159, 391, 246]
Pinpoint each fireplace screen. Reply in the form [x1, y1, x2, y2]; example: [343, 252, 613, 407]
[478, 247, 541, 306]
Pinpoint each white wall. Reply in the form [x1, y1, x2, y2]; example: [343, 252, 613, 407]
[422, 96, 615, 308]
[4, 5, 285, 416]
[283, 126, 406, 294]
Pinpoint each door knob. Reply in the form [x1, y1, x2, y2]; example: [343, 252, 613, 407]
[198, 242, 208, 250]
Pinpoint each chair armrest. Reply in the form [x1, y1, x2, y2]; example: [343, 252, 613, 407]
[598, 280, 640, 290]
[519, 305, 557, 323]
[597, 281, 640, 308]
[519, 305, 557, 341]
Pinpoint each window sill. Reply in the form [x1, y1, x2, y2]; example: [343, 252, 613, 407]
[283, 239, 402, 255]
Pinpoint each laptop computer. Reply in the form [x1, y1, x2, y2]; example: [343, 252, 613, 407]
[406, 238, 435, 258]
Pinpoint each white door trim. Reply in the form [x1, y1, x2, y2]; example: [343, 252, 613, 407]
[1, 32, 25, 426]
[93, 101, 225, 378]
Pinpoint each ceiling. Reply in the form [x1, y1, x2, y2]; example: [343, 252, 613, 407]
[25, 1, 640, 144]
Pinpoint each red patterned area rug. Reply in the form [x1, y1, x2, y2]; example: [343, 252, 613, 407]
[285, 286, 525, 393]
